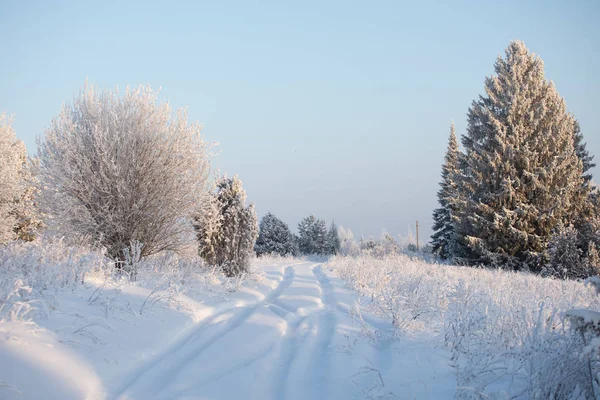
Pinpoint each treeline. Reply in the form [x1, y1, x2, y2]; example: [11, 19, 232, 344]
[254, 213, 340, 257]
[0, 85, 341, 278]
[0, 86, 259, 277]
[431, 41, 598, 279]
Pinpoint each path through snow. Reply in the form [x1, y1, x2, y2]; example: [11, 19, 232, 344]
[114, 262, 455, 399]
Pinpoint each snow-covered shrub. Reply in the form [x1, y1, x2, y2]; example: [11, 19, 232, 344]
[333, 253, 600, 398]
[0, 238, 262, 328]
[194, 176, 258, 277]
[0, 238, 111, 323]
[546, 225, 598, 279]
[564, 277, 600, 398]
[36, 83, 211, 263]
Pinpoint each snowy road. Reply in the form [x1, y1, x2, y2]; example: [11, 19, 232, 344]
[113, 262, 455, 400]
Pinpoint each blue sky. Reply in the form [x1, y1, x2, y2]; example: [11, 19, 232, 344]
[1, 0, 598, 241]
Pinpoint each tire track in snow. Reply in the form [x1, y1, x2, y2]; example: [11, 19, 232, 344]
[264, 264, 337, 400]
[164, 340, 278, 400]
[114, 265, 296, 399]
[308, 265, 337, 400]
[266, 312, 311, 400]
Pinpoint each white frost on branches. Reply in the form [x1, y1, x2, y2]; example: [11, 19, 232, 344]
[36, 84, 211, 261]
[195, 176, 258, 276]
[0, 113, 37, 243]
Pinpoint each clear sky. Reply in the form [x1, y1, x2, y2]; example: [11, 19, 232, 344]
[1, 0, 598, 241]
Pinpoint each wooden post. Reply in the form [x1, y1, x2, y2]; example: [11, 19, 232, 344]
[416, 220, 419, 252]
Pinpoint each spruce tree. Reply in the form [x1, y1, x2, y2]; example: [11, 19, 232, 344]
[298, 215, 328, 255]
[457, 40, 585, 271]
[326, 221, 341, 255]
[572, 119, 599, 263]
[431, 123, 461, 260]
[194, 176, 258, 276]
[587, 242, 600, 274]
[573, 120, 595, 186]
[254, 212, 296, 256]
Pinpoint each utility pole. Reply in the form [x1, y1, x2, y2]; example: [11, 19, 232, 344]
[416, 220, 420, 252]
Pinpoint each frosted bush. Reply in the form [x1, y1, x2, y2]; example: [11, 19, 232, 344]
[333, 253, 600, 398]
[0, 239, 263, 326]
[0, 238, 111, 322]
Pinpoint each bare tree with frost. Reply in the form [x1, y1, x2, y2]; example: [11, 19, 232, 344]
[0, 114, 39, 243]
[338, 226, 360, 256]
[36, 84, 211, 263]
[194, 176, 258, 276]
[457, 41, 586, 271]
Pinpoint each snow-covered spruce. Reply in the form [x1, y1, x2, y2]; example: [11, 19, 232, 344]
[297, 215, 328, 255]
[254, 212, 297, 257]
[573, 120, 596, 186]
[194, 176, 259, 277]
[456, 40, 588, 271]
[325, 221, 341, 256]
[431, 123, 462, 261]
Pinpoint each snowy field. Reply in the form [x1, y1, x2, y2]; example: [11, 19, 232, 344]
[0, 242, 454, 400]
[1, 242, 598, 399]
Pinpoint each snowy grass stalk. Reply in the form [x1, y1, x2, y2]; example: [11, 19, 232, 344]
[332, 253, 600, 398]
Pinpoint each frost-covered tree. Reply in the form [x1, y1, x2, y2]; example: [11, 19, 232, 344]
[431, 123, 462, 260]
[588, 242, 599, 272]
[457, 41, 586, 271]
[0, 114, 40, 244]
[254, 212, 296, 256]
[360, 236, 379, 252]
[297, 215, 328, 255]
[195, 176, 258, 276]
[380, 231, 399, 255]
[289, 233, 300, 256]
[325, 221, 341, 255]
[545, 225, 587, 279]
[338, 226, 360, 256]
[37, 84, 211, 263]
[573, 120, 595, 186]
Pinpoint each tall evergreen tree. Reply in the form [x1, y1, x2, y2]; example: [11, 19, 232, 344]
[457, 40, 586, 271]
[254, 212, 296, 256]
[194, 176, 258, 276]
[297, 215, 328, 255]
[431, 123, 461, 260]
[571, 120, 598, 263]
[573, 120, 595, 186]
[326, 221, 341, 255]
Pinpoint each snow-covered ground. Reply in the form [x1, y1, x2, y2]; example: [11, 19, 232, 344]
[0, 249, 455, 400]
[4, 242, 598, 399]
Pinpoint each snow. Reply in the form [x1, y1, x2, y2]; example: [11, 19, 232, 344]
[0, 257, 455, 400]
[566, 309, 600, 326]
